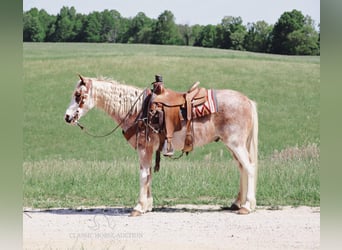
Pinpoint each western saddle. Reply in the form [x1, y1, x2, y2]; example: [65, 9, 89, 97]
[148, 80, 207, 156]
[122, 79, 208, 170]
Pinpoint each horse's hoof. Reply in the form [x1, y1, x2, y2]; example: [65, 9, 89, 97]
[237, 207, 250, 215]
[229, 203, 241, 211]
[129, 210, 142, 217]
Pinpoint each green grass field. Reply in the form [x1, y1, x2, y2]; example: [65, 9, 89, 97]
[23, 43, 320, 208]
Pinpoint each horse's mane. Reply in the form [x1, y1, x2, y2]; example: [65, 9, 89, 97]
[91, 76, 145, 117]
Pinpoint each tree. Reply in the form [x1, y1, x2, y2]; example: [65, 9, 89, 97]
[317, 23, 320, 55]
[22, 7, 320, 55]
[117, 17, 132, 43]
[126, 12, 153, 43]
[189, 24, 202, 46]
[230, 27, 247, 50]
[100, 9, 122, 42]
[23, 8, 45, 42]
[287, 16, 320, 55]
[216, 16, 246, 50]
[178, 24, 192, 46]
[52, 6, 80, 42]
[38, 9, 56, 42]
[194, 25, 216, 48]
[152, 10, 182, 45]
[271, 9, 305, 54]
[84, 11, 102, 42]
[69, 13, 86, 42]
[244, 21, 273, 53]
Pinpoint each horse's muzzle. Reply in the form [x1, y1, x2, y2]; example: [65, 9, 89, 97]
[64, 114, 72, 123]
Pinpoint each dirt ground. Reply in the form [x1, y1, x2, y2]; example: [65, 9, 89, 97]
[23, 205, 320, 250]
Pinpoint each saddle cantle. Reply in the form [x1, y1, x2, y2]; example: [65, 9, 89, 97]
[152, 81, 205, 107]
[152, 88, 185, 107]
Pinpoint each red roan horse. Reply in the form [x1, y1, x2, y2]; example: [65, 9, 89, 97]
[64, 75, 258, 216]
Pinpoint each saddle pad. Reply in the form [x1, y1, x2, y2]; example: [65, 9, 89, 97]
[192, 89, 218, 119]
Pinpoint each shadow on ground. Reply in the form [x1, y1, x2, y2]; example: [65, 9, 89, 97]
[23, 205, 238, 216]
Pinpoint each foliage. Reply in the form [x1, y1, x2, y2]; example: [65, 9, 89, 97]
[194, 24, 217, 48]
[23, 7, 320, 55]
[244, 21, 273, 53]
[23, 8, 54, 42]
[152, 10, 183, 45]
[287, 16, 320, 55]
[271, 10, 320, 55]
[126, 12, 154, 44]
[100, 9, 122, 43]
[51, 6, 80, 42]
[217, 16, 247, 50]
[84, 11, 102, 42]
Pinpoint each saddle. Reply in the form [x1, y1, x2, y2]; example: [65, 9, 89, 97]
[122, 82, 210, 172]
[150, 81, 207, 155]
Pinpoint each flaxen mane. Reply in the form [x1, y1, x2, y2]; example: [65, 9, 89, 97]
[91, 77, 144, 117]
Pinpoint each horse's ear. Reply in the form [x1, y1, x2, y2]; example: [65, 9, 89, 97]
[78, 74, 86, 86]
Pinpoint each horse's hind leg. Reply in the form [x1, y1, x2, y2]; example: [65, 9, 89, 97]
[228, 153, 246, 211]
[229, 145, 256, 214]
[229, 164, 243, 210]
[131, 142, 154, 217]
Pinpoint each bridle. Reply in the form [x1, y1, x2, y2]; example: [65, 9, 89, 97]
[74, 84, 148, 138]
[72, 90, 86, 124]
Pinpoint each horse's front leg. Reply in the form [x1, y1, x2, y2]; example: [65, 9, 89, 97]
[131, 141, 154, 217]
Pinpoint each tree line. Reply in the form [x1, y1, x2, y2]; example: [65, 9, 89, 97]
[23, 7, 320, 55]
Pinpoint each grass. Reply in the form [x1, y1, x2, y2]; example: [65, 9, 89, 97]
[23, 144, 319, 208]
[23, 43, 320, 208]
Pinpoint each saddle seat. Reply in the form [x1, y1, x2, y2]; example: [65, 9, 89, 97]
[152, 88, 185, 107]
[152, 81, 206, 108]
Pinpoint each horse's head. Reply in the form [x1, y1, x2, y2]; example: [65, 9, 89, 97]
[64, 75, 95, 125]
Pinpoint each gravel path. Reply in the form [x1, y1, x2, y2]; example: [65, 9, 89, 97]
[23, 205, 320, 249]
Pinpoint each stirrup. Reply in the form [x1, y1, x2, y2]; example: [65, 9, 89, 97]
[182, 134, 193, 153]
[162, 140, 174, 156]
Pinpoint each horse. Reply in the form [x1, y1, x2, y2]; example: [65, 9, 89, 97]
[64, 75, 258, 216]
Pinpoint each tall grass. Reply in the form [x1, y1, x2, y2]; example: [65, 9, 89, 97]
[23, 43, 319, 208]
[23, 144, 319, 208]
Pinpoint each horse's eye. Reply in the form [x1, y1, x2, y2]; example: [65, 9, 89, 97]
[75, 92, 81, 104]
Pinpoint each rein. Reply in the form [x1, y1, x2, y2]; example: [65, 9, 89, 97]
[76, 88, 147, 138]
[76, 121, 121, 138]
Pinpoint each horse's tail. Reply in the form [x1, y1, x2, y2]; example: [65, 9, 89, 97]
[248, 100, 258, 191]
